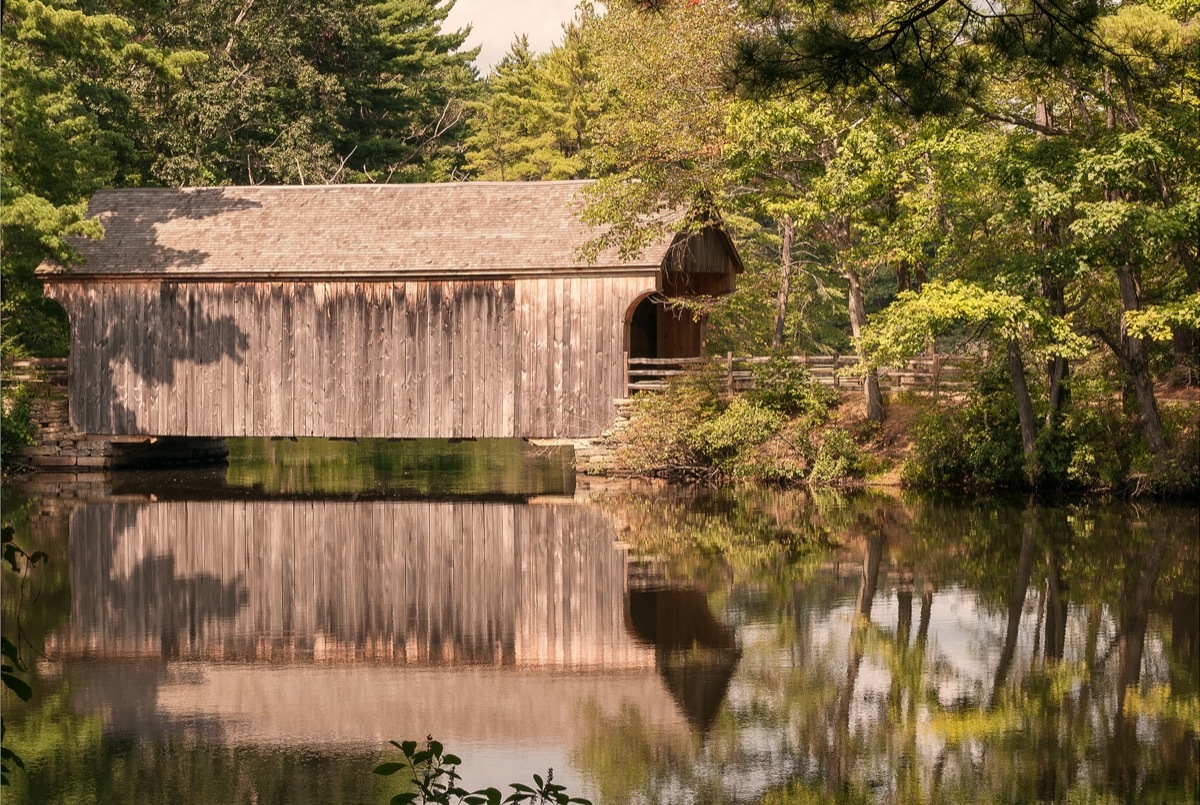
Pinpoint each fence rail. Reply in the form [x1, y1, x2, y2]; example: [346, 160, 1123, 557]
[625, 353, 969, 395]
[2, 357, 68, 385]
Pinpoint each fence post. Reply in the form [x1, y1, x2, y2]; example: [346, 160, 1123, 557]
[726, 351, 734, 393]
[623, 350, 629, 397]
[932, 353, 942, 396]
[832, 353, 840, 388]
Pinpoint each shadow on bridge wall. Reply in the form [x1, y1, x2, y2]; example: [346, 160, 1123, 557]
[54, 190, 258, 433]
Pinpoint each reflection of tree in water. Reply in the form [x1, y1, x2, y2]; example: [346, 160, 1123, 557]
[579, 491, 1199, 805]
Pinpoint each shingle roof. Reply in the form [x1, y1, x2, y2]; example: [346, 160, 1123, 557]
[39, 181, 682, 280]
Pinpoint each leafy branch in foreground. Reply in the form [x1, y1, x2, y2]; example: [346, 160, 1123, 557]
[1, 524, 47, 786]
[374, 736, 591, 805]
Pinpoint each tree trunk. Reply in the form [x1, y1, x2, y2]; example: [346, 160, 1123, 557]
[1008, 339, 1039, 483]
[1115, 264, 1168, 461]
[1042, 278, 1069, 428]
[846, 266, 885, 423]
[772, 215, 793, 350]
[991, 515, 1035, 708]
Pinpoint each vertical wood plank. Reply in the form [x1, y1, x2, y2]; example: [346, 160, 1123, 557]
[278, 283, 294, 437]
[75, 287, 92, 433]
[61, 288, 82, 433]
[466, 282, 479, 437]
[451, 282, 464, 438]
[515, 280, 527, 437]
[372, 283, 389, 438]
[344, 286, 360, 437]
[560, 278, 574, 436]
[224, 284, 239, 437]
[425, 282, 439, 438]
[265, 283, 282, 436]
[471, 282, 484, 437]
[409, 281, 426, 438]
[444, 282, 457, 439]
[297, 283, 314, 438]
[396, 281, 410, 434]
[484, 282, 497, 437]
[231, 283, 246, 437]
[534, 278, 548, 437]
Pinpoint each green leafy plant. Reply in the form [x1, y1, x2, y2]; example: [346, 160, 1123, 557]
[374, 736, 591, 805]
[0, 382, 36, 467]
[808, 427, 863, 487]
[746, 356, 838, 418]
[2, 524, 47, 786]
[693, 397, 783, 473]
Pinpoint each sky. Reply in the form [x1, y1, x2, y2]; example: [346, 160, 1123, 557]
[443, 0, 582, 73]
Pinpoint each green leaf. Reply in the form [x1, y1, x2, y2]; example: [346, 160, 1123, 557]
[390, 794, 418, 805]
[373, 762, 406, 776]
[400, 740, 418, 757]
[429, 740, 443, 758]
[2, 671, 32, 702]
[443, 754, 462, 765]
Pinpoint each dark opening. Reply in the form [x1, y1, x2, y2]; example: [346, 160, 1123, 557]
[628, 296, 658, 358]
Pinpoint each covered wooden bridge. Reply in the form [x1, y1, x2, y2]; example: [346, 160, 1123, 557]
[40, 181, 741, 440]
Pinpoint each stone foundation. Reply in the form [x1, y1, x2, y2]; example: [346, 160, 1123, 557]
[570, 398, 637, 476]
[15, 392, 228, 471]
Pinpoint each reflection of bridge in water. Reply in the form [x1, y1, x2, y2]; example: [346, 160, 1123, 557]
[49, 499, 739, 744]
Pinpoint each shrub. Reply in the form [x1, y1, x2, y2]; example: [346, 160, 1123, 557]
[901, 378, 1026, 490]
[746, 356, 838, 418]
[1150, 401, 1200, 495]
[692, 397, 783, 473]
[808, 427, 863, 486]
[1, 383, 36, 468]
[616, 367, 723, 475]
[374, 736, 591, 805]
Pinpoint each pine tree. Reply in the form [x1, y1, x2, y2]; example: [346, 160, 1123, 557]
[340, 0, 480, 182]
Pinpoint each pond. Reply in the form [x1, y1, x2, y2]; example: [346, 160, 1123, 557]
[2, 439, 1197, 804]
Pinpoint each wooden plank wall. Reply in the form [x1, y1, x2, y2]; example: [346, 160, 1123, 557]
[55, 500, 652, 671]
[47, 275, 656, 438]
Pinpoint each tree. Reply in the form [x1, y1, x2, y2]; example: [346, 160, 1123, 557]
[729, 0, 1199, 465]
[340, 0, 480, 182]
[577, 0, 737, 258]
[127, 0, 479, 185]
[0, 0, 200, 357]
[465, 36, 577, 181]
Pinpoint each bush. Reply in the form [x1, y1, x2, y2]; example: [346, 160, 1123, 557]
[1150, 401, 1200, 495]
[901, 374, 1026, 490]
[616, 367, 723, 475]
[808, 427, 863, 487]
[746, 356, 838, 418]
[374, 736, 591, 805]
[1, 383, 36, 468]
[692, 397, 783, 473]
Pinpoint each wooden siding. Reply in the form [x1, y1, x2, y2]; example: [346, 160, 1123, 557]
[46, 275, 658, 438]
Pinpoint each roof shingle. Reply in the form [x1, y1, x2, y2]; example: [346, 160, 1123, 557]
[40, 181, 678, 279]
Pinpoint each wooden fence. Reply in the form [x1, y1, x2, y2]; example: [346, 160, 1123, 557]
[1, 357, 68, 385]
[625, 353, 969, 395]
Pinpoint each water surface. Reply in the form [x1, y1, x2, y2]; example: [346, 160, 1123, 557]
[2, 440, 1196, 804]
